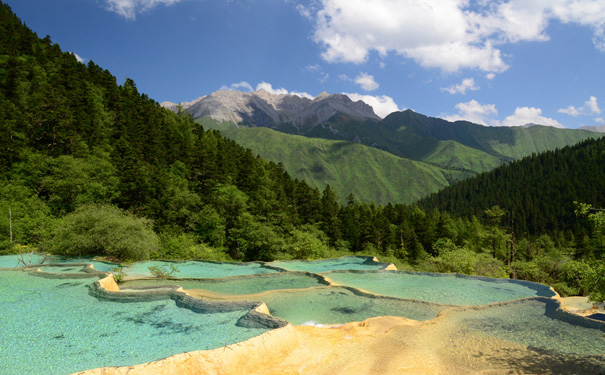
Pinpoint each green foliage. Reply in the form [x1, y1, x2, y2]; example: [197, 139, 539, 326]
[284, 226, 330, 259]
[216, 124, 471, 205]
[154, 233, 232, 262]
[1, 2, 603, 301]
[581, 260, 605, 303]
[112, 266, 126, 283]
[148, 263, 180, 279]
[420, 138, 605, 239]
[52, 204, 158, 261]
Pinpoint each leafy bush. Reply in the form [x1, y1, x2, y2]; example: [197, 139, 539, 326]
[148, 264, 180, 278]
[52, 204, 158, 261]
[155, 233, 232, 261]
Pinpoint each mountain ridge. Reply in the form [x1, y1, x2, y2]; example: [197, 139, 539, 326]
[162, 89, 380, 129]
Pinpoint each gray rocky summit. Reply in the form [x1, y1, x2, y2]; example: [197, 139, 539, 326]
[161, 89, 380, 129]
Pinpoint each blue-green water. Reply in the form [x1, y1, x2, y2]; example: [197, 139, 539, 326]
[0, 254, 117, 273]
[269, 256, 389, 273]
[324, 270, 556, 306]
[123, 260, 277, 279]
[0, 270, 268, 375]
[0, 254, 602, 374]
[441, 298, 605, 358]
[0, 254, 48, 268]
[258, 286, 447, 325]
[47, 257, 118, 273]
[121, 272, 328, 295]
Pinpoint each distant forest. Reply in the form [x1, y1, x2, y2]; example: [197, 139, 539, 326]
[0, 2, 602, 301]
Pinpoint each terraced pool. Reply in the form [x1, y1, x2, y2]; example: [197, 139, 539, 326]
[0, 254, 603, 375]
[0, 270, 269, 375]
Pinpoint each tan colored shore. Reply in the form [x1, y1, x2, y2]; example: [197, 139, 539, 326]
[76, 274, 604, 375]
[77, 310, 604, 375]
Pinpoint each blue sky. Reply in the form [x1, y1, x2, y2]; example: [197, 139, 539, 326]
[6, 0, 605, 128]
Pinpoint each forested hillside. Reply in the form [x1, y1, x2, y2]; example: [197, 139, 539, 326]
[208, 123, 468, 204]
[0, 2, 602, 301]
[419, 137, 605, 238]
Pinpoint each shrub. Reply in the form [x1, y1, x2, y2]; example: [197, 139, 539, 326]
[52, 204, 158, 261]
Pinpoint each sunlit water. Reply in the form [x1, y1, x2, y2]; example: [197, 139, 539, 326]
[0, 254, 602, 374]
[0, 270, 268, 375]
[269, 256, 389, 273]
[123, 260, 278, 278]
[324, 270, 556, 305]
[121, 271, 329, 295]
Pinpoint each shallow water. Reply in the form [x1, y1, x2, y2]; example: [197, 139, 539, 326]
[0, 270, 268, 375]
[325, 270, 555, 306]
[121, 271, 328, 295]
[123, 260, 277, 279]
[269, 256, 388, 273]
[445, 298, 605, 357]
[0, 254, 48, 268]
[0, 254, 602, 374]
[252, 286, 447, 325]
[0, 254, 118, 273]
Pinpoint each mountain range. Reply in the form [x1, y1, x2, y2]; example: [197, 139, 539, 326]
[164, 91, 604, 204]
[162, 90, 379, 130]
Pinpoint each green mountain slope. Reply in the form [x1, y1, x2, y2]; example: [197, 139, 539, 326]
[418, 137, 605, 237]
[211, 124, 470, 204]
[315, 110, 604, 173]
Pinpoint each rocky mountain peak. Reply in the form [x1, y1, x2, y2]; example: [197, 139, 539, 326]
[164, 89, 380, 129]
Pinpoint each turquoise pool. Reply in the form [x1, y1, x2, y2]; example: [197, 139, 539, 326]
[0, 253, 48, 268]
[123, 260, 278, 279]
[120, 271, 329, 295]
[324, 270, 556, 306]
[269, 256, 390, 273]
[0, 254, 602, 374]
[440, 297, 605, 358]
[0, 254, 118, 273]
[257, 286, 448, 325]
[0, 270, 269, 375]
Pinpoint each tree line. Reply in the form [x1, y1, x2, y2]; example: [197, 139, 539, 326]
[0, 2, 602, 301]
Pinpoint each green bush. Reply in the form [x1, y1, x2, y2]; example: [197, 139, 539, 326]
[52, 204, 158, 261]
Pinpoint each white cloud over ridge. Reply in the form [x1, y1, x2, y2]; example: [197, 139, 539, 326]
[307, 0, 605, 73]
[501, 107, 564, 128]
[103, 0, 182, 20]
[444, 100, 498, 126]
[343, 93, 400, 118]
[221, 81, 314, 99]
[444, 100, 564, 128]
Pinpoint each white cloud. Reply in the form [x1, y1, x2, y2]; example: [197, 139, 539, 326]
[221, 81, 254, 92]
[558, 96, 602, 116]
[354, 72, 379, 91]
[596, 117, 605, 124]
[343, 93, 401, 118]
[306, 0, 605, 73]
[441, 78, 479, 95]
[586, 96, 602, 114]
[71, 52, 85, 63]
[103, 0, 182, 20]
[444, 100, 565, 128]
[486, 73, 496, 80]
[501, 107, 564, 128]
[444, 100, 498, 126]
[256, 82, 314, 99]
[558, 105, 581, 116]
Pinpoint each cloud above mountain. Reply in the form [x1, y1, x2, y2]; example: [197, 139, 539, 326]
[304, 0, 605, 73]
[103, 0, 182, 20]
[444, 100, 563, 128]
